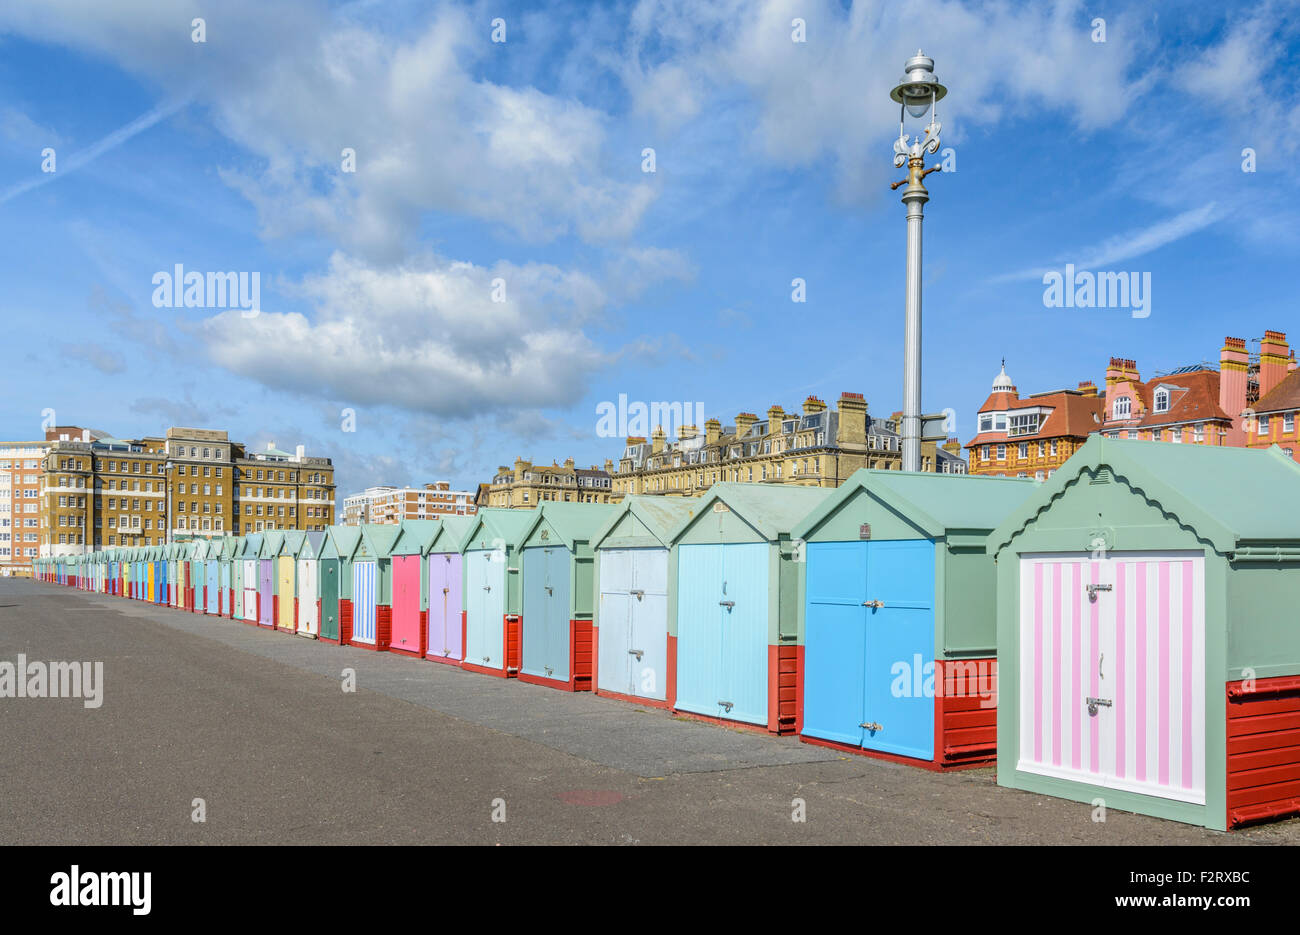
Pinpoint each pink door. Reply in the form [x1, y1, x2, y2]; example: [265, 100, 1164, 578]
[390, 555, 423, 654]
[1018, 552, 1205, 804]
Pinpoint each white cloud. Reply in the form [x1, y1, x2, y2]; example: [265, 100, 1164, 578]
[621, 0, 1153, 200]
[0, 1, 656, 259]
[196, 252, 620, 416]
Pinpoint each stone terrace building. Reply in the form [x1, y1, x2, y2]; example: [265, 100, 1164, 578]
[610, 392, 948, 498]
[485, 458, 617, 508]
[342, 482, 478, 525]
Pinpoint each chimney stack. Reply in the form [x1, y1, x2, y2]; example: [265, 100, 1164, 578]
[836, 392, 868, 448]
[803, 395, 827, 415]
[1220, 336, 1249, 445]
[1260, 330, 1290, 399]
[705, 418, 722, 446]
[734, 412, 757, 437]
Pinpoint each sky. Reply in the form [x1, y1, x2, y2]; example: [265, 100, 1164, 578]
[1, 0, 1298, 502]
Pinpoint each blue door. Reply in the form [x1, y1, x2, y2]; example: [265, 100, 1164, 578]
[803, 540, 936, 761]
[676, 542, 769, 726]
[464, 550, 505, 667]
[522, 547, 572, 681]
[804, 542, 869, 747]
[521, 547, 548, 679]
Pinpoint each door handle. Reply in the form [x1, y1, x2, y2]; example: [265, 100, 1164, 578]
[544, 666, 554, 676]
[631, 589, 644, 601]
[861, 721, 883, 732]
[442, 587, 449, 594]
[628, 649, 643, 661]
[718, 701, 734, 712]
[1086, 697, 1112, 716]
[719, 600, 735, 609]
[1086, 583, 1112, 603]
[545, 586, 552, 595]
[863, 600, 884, 609]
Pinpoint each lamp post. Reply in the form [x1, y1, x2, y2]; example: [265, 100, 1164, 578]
[890, 51, 947, 472]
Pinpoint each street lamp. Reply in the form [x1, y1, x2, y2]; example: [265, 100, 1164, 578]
[890, 50, 947, 472]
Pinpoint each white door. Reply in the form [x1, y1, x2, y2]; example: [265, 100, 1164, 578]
[297, 560, 319, 636]
[1018, 552, 1205, 804]
[597, 550, 635, 695]
[597, 548, 668, 701]
[242, 560, 259, 621]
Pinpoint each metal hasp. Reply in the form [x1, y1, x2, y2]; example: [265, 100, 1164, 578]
[719, 701, 735, 712]
[719, 599, 735, 609]
[1086, 696, 1113, 717]
[889, 50, 947, 472]
[863, 599, 884, 609]
[1086, 582, 1112, 603]
[861, 721, 884, 732]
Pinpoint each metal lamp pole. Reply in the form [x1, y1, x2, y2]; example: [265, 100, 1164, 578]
[890, 51, 947, 472]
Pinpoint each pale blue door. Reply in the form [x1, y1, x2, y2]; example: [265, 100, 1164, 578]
[804, 542, 869, 747]
[718, 543, 769, 726]
[521, 547, 548, 679]
[545, 547, 572, 681]
[675, 543, 724, 717]
[465, 550, 505, 668]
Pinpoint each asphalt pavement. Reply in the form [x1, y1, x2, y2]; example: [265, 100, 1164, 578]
[2, 578, 1296, 845]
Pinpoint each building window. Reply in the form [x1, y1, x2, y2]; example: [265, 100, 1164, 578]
[1259, 415, 1270, 437]
[1286, 413, 1296, 434]
[1049, 440, 1058, 457]
[996, 444, 1006, 460]
[1154, 389, 1169, 413]
[978, 413, 993, 432]
[1193, 425, 1205, 443]
[1113, 397, 1131, 419]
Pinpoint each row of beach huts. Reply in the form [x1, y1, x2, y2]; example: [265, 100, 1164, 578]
[34, 437, 1300, 831]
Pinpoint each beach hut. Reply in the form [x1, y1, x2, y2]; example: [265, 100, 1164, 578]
[255, 532, 284, 628]
[989, 437, 1300, 830]
[592, 496, 701, 707]
[148, 546, 162, 603]
[219, 537, 239, 617]
[792, 470, 1038, 768]
[238, 534, 262, 623]
[342, 524, 401, 651]
[317, 526, 361, 645]
[668, 483, 833, 734]
[276, 532, 306, 633]
[189, 540, 208, 613]
[516, 503, 619, 692]
[459, 509, 535, 677]
[296, 531, 325, 638]
[204, 540, 221, 615]
[425, 516, 476, 665]
[389, 520, 444, 659]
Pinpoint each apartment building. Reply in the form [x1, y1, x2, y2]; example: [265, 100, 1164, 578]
[485, 458, 617, 508]
[966, 364, 1104, 478]
[610, 392, 950, 498]
[342, 481, 478, 525]
[32, 424, 334, 556]
[1, 438, 54, 574]
[233, 442, 336, 533]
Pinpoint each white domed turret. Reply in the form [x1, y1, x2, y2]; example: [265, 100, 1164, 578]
[992, 359, 1014, 393]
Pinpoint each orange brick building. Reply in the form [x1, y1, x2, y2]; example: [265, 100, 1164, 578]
[965, 364, 1103, 478]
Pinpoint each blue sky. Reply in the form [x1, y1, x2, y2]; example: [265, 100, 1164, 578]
[1, 0, 1298, 500]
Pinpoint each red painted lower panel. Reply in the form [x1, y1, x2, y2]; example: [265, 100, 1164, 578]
[505, 614, 520, 676]
[666, 634, 677, 710]
[767, 643, 801, 735]
[339, 598, 353, 645]
[1227, 675, 1300, 829]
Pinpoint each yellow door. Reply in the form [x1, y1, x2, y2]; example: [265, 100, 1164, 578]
[148, 565, 155, 598]
[277, 556, 295, 630]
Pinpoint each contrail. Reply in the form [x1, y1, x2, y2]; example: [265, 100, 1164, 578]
[0, 94, 193, 206]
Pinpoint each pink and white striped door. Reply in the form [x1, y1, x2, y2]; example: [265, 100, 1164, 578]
[1018, 552, 1205, 805]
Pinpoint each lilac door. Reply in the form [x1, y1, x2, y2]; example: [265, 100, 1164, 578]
[259, 559, 274, 626]
[427, 551, 464, 662]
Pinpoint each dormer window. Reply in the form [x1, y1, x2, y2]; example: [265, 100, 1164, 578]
[979, 413, 993, 433]
[1113, 397, 1131, 419]
[1154, 389, 1170, 413]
